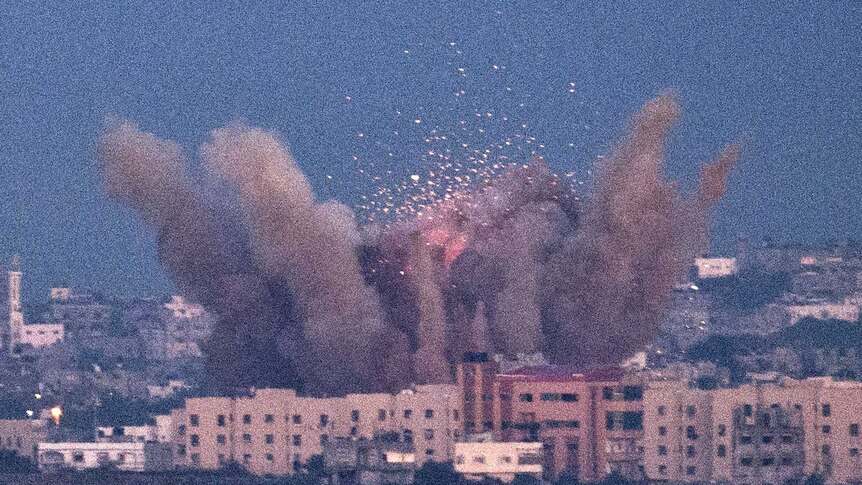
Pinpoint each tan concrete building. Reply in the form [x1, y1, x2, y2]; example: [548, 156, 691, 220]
[0, 419, 47, 462]
[171, 384, 461, 476]
[490, 366, 644, 482]
[644, 377, 862, 484]
[456, 352, 499, 436]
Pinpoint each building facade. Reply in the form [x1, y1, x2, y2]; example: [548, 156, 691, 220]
[490, 366, 644, 482]
[0, 419, 47, 463]
[644, 377, 862, 484]
[171, 385, 461, 476]
[37, 441, 172, 472]
[454, 441, 543, 482]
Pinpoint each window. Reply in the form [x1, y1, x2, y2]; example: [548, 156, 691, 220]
[243, 433, 251, 443]
[350, 426, 357, 436]
[293, 415, 302, 424]
[717, 444, 726, 457]
[718, 424, 726, 437]
[265, 414, 274, 423]
[658, 445, 667, 456]
[178, 425, 187, 436]
[191, 453, 200, 465]
[851, 448, 859, 457]
[265, 434, 274, 444]
[658, 426, 667, 436]
[243, 454, 251, 465]
[473, 455, 486, 464]
[190, 414, 199, 426]
[425, 409, 434, 419]
[320, 434, 329, 446]
[623, 386, 643, 401]
[782, 457, 793, 466]
[741, 457, 753, 467]
[499, 455, 512, 464]
[603, 387, 614, 400]
[822, 425, 831, 434]
[743, 404, 753, 417]
[541, 393, 560, 402]
[177, 445, 186, 456]
[73, 452, 84, 463]
[266, 453, 274, 462]
[822, 404, 831, 417]
[562, 393, 578, 402]
[606, 411, 643, 431]
[658, 465, 667, 475]
[762, 457, 774, 466]
[519, 393, 534, 403]
[453, 410, 460, 421]
[243, 414, 251, 424]
[762, 435, 773, 444]
[424, 429, 435, 440]
[822, 445, 831, 456]
[686, 405, 696, 417]
[686, 466, 696, 476]
[378, 409, 386, 421]
[403, 409, 413, 419]
[352, 410, 360, 422]
[292, 454, 301, 472]
[217, 414, 225, 427]
[403, 429, 413, 443]
[851, 424, 860, 437]
[218, 454, 226, 465]
[292, 435, 301, 446]
[686, 445, 696, 457]
[190, 435, 200, 447]
[782, 435, 793, 444]
[657, 406, 666, 416]
[216, 434, 226, 445]
[740, 436, 753, 445]
[320, 414, 329, 427]
[686, 426, 698, 440]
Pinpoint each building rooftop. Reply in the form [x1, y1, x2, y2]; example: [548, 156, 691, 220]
[499, 365, 624, 382]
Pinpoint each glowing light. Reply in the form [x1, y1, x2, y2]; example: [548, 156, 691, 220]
[50, 406, 62, 425]
[34, 393, 42, 399]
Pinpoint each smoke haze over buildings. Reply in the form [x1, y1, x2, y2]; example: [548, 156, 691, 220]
[98, 93, 738, 395]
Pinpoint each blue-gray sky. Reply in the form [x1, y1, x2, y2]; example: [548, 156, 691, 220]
[1, 1, 859, 300]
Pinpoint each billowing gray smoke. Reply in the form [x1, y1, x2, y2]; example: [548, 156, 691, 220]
[98, 92, 738, 394]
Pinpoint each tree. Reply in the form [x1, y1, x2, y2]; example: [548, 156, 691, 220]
[511, 474, 541, 485]
[414, 460, 462, 485]
[555, 471, 580, 485]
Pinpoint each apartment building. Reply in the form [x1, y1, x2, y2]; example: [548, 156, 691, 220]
[490, 365, 644, 482]
[171, 384, 461, 476]
[456, 352, 500, 436]
[644, 377, 862, 484]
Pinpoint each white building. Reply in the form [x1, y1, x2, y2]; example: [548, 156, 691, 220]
[694, 257, 737, 279]
[7, 256, 63, 352]
[38, 442, 172, 472]
[454, 442, 544, 482]
[784, 299, 860, 324]
[147, 380, 191, 399]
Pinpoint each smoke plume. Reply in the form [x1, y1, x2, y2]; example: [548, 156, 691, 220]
[98, 92, 738, 394]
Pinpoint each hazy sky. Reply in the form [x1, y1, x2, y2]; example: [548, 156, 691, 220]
[1, 1, 859, 300]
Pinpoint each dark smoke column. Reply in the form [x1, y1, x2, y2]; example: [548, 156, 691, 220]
[200, 125, 408, 395]
[542, 93, 739, 367]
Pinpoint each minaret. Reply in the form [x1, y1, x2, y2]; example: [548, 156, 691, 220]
[8, 255, 24, 354]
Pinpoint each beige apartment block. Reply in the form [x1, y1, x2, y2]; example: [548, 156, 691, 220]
[644, 377, 862, 485]
[489, 366, 645, 482]
[171, 384, 461, 476]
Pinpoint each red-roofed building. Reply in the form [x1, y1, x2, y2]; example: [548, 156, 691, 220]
[489, 364, 645, 482]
